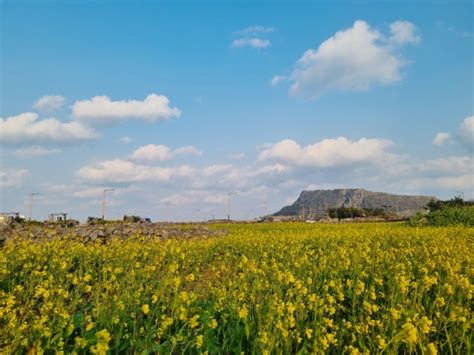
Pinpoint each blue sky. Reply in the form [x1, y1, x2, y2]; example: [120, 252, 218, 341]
[1, 0, 473, 221]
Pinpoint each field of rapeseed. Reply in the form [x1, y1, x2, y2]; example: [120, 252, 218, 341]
[1, 223, 473, 354]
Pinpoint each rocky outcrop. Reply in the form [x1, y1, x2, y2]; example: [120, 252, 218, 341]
[274, 188, 435, 219]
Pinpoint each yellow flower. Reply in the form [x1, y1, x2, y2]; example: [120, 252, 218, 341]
[195, 335, 204, 348]
[426, 343, 438, 355]
[152, 294, 158, 304]
[141, 304, 150, 315]
[238, 307, 248, 319]
[189, 315, 200, 328]
[305, 328, 313, 339]
[420, 316, 432, 334]
[75, 336, 87, 348]
[403, 322, 418, 344]
[208, 318, 218, 329]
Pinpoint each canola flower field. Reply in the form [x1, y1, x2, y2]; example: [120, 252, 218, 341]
[1, 223, 473, 354]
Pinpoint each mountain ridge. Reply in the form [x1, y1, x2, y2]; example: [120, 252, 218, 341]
[274, 188, 436, 219]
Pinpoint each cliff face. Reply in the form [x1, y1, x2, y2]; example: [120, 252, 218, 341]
[274, 189, 435, 219]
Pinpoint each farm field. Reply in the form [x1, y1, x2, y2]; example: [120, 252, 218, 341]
[1, 223, 473, 354]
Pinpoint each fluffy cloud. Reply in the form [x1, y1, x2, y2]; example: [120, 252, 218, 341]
[287, 20, 419, 98]
[389, 21, 421, 44]
[77, 159, 194, 183]
[33, 95, 66, 112]
[432, 132, 451, 146]
[0, 168, 29, 188]
[15, 146, 60, 158]
[0, 112, 98, 144]
[460, 116, 474, 146]
[232, 38, 271, 49]
[72, 94, 181, 123]
[174, 146, 202, 157]
[259, 137, 394, 167]
[130, 144, 202, 162]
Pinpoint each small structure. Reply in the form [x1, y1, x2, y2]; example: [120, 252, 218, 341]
[48, 213, 68, 223]
[0, 212, 22, 224]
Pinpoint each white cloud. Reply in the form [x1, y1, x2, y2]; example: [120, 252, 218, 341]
[287, 20, 419, 98]
[0, 168, 29, 188]
[72, 186, 111, 199]
[232, 38, 271, 49]
[421, 156, 473, 175]
[0, 112, 99, 145]
[259, 137, 394, 167]
[77, 159, 194, 183]
[174, 146, 202, 156]
[460, 116, 474, 146]
[271, 75, 287, 86]
[228, 153, 245, 160]
[130, 144, 202, 162]
[432, 132, 451, 146]
[33, 95, 66, 112]
[119, 136, 133, 144]
[161, 190, 228, 206]
[389, 21, 421, 45]
[409, 174, 473, 191]
[15, 146, 60, 158]
[235, 25, 275, 35]
[72, 94, 181, 123]
[131, 144, 172, 162]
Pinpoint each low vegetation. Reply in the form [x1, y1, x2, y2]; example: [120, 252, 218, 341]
[1, 223, 472, 354]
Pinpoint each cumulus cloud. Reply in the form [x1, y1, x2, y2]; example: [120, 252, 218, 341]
[77, 159, 194, 183]
[287, 20, 419, 98]
[0, 168, 29, 188]
[389, 21, 421, 45]
[130, 144, 202, 162]
[174, 146, 202, 156]
[460, 116, 474, 146]
[15, 146, 60, 158]
[72, 94, 181, 123]
[33, 95, 66, 112]
[232, 38, 271, 49]
[0, 112, 98, 145]
[259, 137, 394, 168]
[432, 132, 451, 146]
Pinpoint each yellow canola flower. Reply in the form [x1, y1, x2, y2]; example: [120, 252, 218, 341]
[189, 315, 200, 328]
[402, 322, 418, 344]
[142, 304, 150, 315]
[195, 335, 204, 348]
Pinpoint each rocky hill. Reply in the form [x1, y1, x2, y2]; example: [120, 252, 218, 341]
[274, 188, 435, 219]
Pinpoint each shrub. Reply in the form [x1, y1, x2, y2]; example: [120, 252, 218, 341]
[426, 205, 474, 226]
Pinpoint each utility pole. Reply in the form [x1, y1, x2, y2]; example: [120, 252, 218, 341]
[227, 192, 236, 221]
[101, 189, 115, 220]
[28, 192, 40, 221]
